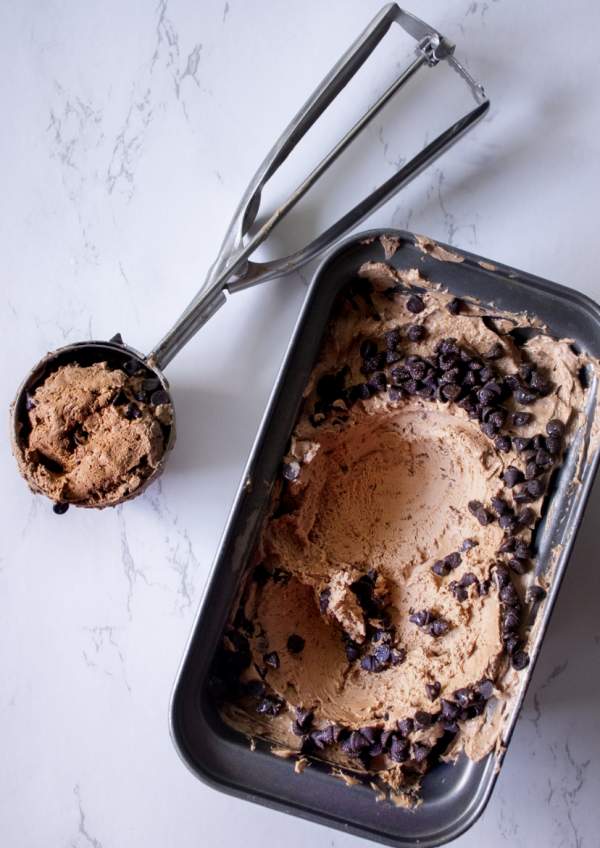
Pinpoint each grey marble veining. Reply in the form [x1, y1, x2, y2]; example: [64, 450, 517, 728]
[1, 1, 599, 846]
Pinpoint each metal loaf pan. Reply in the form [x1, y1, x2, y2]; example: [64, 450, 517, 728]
[170, 230, 600, 847]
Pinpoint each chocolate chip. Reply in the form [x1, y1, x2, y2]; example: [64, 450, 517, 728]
[450, 582, 468, 602]
[256, 696, 284, 716]
[385, 349, 403, 365]
[406, 294, 425, 314]
[341, 730, 371, 755]
[359, 726, 379, 745]
[319, 588, 331, 614]
[368, 372, 387, 393]
[390, 648, 406, 665]
[527, 585, 546, 602]
[454, 688, 471, 707]
[499, 512, 518, 532]
[374, 644, 391, 666]
[491, 496, 509, 515]
[429, 619, 449, 637]
[511, 411, 532, 427]
[124, 403, 142, 420]
[407, 324, 426, 342]
[432, 560, 450, 577]
[411, 742, 431, 763]
[513, 540, 531, 560]
[498, 537, 516, 554]
[512, 650, 530, 670]
[502, 608, 520, 632]
[123, 358, 143, 376]
[360, 655, 377, 673]
[409, 610, 432, 627]
[287, 634, 305, 654]
[263, 651, 279, 669]
[508, 558, 529, 574]
[444, 552, 462, 569]
[525, 478, 545, 499]
[388, 387, 405, 402]
[441, 384, 462, 403]
[360, 339, 378, 359]
[475, 507, 494, 526]
[441, 721, 459, 734]
[468, 500, 483, 515]
[461, 538, 478, 551]
[525, 460, 539, 480]
[530, 371, 551, 394]
[515, 387, 537, 405]
[414, 710, 436, 729]
[476, 679, 495, 700]
[385, 328, 402, 350]
[52, 502, 69, 515]
[361, 354, 386, 375]
[397, 717, 414, 737]
[495, 435, 512, 453]
[460, 572, 478, 588]
[295, 707, 314, 731]
[282, 461, 300, 481]
[390, 366, 410, 384]
[425, 681, 441, 701]
[503, 466, 524, 488]
[517, 507, 535, 527]
[478, 578, 491, 596]
[500, 584, 520, 606]
[546, 435, 562, 455]
[446, 297, 463, 315]
[504, 634, 521, 655]
[493, 563, 511, 587]
[148, 389, 169, 406]
[546, 419, 565, 437]
[407, 359, 427, 380]
[440, 699, 460, 720]
[112, 390, 129, 406]
[389, 736, 410, 763]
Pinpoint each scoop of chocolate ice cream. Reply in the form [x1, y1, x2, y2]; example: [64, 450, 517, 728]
[14, 362, 172, 507]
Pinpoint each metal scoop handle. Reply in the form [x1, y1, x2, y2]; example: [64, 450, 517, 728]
[149, 3, 489, 370]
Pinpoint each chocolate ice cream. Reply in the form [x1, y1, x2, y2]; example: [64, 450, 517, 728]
[14, 361, 172, 507]
[214, 260, 594, 801]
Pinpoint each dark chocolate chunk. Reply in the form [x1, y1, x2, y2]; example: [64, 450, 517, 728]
[385, 349, 403, 365]
[461, 538, 478, 551]
[295, 707, 314, 730]
[407, 323, 426, 342]
[498, 537, 516, 554]
[491, 496, 510, 515]
[511, 411, 533, 427]
[425, 681, 441, 701]
[441, 383, 462, 401]
[385, 328, 402, 350]
[546, 419, 565, 437]
[282, 461, 301, 481]
[441, 721, 459, 734]
[360, 339, 378, 359]
[525, 478, 545, 499]
[390, 648, 406, 665]
[374, 644, 391, 666]
[124, 403, 142, 420]
[503, 466, 524, 488]
[446, 297, 463, 315]
[535, 448, 552, 468]
[112, 390, 129, 406]
[388, 387, 405, 402]
[440, 699, 460, 720]
[504, 634, 521, 655]
[123, 358, 143, 376]
[530, 370, 551, 394]
[502, 608, 520, 632]
[411, 742, 431, 763]
[263, 651, 280, 669]
[319, 588, 331, 613]
[460, 572, 478, 587]
[150, 389, 170, 406]
[508, 558, 528, 575]
[242, 679, 266, 698]
[495, 434, 512, 453]
[493, 563, 511, 588]
[476, 679, 495, 700]
[256, 696, 284, 716]
[450, 581, 468, 602]
[454, 688, 471, 707]
[513, 437, 532, 453]
[409, 609, 432, 627]
[516, 507, 535, 527]
[512, 650, 530, 670]
[407, 359, 427, 381]
[525, 460, 540, 481]
[515, 387, 537, 405]
[397, 717, 414, 737]
[432, 559, 450, 577]
[414, 710, 436, 729]
[500, 583, 520, 607]
[287, 634, 305, 654]
[368, 372, 387, 393]
[389, 736, 410, 763]
[390, 365, 411, 384]
[499, 512, 518, 532]
[527, 585, 547, 602]
[360, 655, 377, 673]
[546, 435, 562, 455]
[406, 294, 425, 314]
[444, 551, 462, 569]
[429, 618, 450, 637]
[52, 502, 69, 515]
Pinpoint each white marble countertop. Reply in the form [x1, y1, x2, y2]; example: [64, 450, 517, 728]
[2, 1, 599, 846]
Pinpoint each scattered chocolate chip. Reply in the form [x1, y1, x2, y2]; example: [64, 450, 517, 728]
[515, 387, 537, 405]
[263, 651, 279, 669]
[406, 294, 425, 314]
[123, 358, 143, 376]
[256, 696, 284, 716]
[390, 648, 407, 665]
[389, 736, 410, 763]
[502, 608, 521, 632]
[546, 435, 562, 456]
[525, 478, 545, 499]
[504, 634, 521, 655]
[461, 538, 478, 551]
[368, 372, 387, 393]
[360, 339, 378, 359]
[397, 717, 414, 737]
[407, 323, 426, 342]
[411, 742, 431, 763]
[495, 435, 512, 453]
[503, 466, 524, 488]
[525, 460, 540, 480]
[450, 581, 468, 602]
[111, 389, 128, 406]
[242, 679, 266, 698]
[516, 507, 535, 528]
[319, 588, 331, 614]
[512, 650, 530, 670]
[530, 371, 551, 394]
[446, 297, 463, 316]
[500, 583, 520, 607]
[414, 710, 436, 729]
[425, 681, 441, 701]
[282, 461, 300, 481]
[440, 383, 462, 401]
[511, 411, 532, 427]
[460, 572, 478, 588]
[295, 707, 314, 731]
[148, 389, 170, 406]
[527, 585, 547, 602]
[124, 403, 142, 420]
[454, 688, 471, 707]
[432, 559, 450, 577]
[499, 512, 518, 532]
[385, 328, 402, 350]
[493, 563, 511, 588]
[385, 349, 403, 365]
[491, 496, 509, 515]
[52, 502, 69, 515]
[444, 552, 462, 569]
[287, 634, 305, 654]
[546, 419, 565, 437]
[409, 609, 432, 627]
[440, 699, 460, 720]
[476, 679, 495, 700]
[429, 619, 450, 637]
[345, 641, 360, 662]
[508, 557, 528, 575]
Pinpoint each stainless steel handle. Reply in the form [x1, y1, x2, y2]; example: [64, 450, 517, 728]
[148, 4, 489, 371]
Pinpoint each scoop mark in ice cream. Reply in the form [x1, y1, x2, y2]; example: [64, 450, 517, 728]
[215, 262, 592, 799]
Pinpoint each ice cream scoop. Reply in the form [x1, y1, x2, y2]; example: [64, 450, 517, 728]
[11, 5, 489, 509]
